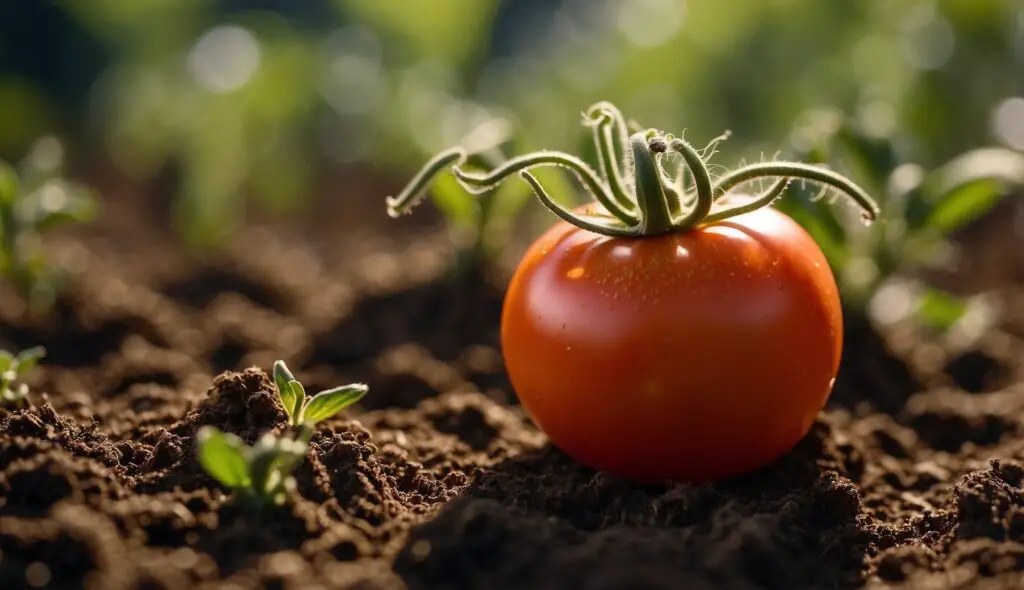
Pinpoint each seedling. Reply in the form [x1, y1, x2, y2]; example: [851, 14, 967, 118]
[780, 110, 1024, 332]
[0, 137, 98, 312]
[272, 360, 368, 427]
[196, 426, 309, 507]
[0, 346, 45, 408]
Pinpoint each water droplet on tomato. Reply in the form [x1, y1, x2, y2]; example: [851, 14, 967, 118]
[567, 267, 585, 279]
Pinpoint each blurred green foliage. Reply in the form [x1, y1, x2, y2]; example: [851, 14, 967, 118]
[777, 108, 1024, 333]
[0, 0, 1020, 254]
[0, 137, 98, 311]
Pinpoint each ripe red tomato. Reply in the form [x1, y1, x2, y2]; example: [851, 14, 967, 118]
[501, 202, 842, 483]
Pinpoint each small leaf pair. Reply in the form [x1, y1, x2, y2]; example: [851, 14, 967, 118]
[272, 360, 368, 427]
[196, 426, 309, 507]
[0, 346, 45, 408]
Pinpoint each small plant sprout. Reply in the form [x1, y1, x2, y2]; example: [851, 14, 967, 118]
[0, 137, 98, 312]
[385, 100, 878, 243]
[781, 109, 1024, 333]
[196, 426, 308, 507]
[272, 360, 368, 427]
[0, 346, 45, 408]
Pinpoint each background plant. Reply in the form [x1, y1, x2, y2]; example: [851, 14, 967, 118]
[3, 1, 1019, 251]
[0, 136, 98, 312]
[0, 346, 45, 408]
[777, 109, 1024, 334]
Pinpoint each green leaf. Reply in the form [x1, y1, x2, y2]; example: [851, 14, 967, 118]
[274, 361, 296, 420]
[0, 352, 14, 374]
[14, 346, 45, 374]
[910, 147, 1024, 231]
[302, 384, 368, 424]
[32, 191, 99, 232]
[922, 178, 1006, 235]
[915, 287, 967, 332]
[430, 171, 478, 231]
[834, 121, 900, 193]
[0, 161, 17, 205]
[288, 380, 306, 424]
[197, 426, 251, 489]
[247, 433, 307, 501]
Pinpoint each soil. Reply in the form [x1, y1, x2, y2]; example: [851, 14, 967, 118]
[3, 173, 1024, 589]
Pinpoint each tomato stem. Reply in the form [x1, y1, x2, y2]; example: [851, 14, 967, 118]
[668, 138, 714, 231]
[631, 133, 676, 235]
[453, 151, 640, 226]
[383, 101, 881, 240]
[584, 104, 636, 214]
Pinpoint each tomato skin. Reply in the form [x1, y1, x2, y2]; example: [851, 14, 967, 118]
[500, 205, 843, 483]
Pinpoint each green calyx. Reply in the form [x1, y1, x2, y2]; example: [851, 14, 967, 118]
[386, 101, 880, 238]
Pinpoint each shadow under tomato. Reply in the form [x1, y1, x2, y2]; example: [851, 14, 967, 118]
[393, 422, 868, 590]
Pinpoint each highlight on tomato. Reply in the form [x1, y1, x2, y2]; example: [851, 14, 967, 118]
[384, 101, 879, 483]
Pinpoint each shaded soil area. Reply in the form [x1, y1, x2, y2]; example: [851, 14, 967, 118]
[3, 201, 1024, 589]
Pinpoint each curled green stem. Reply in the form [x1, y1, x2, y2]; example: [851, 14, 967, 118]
[386, 148, 467, 218]
[454, 151, 638, 226]
[712, 162, 879, 220]
[584, 104, 636, 213]
[383, 100, 880, 244]
[704, 178, 791, 224]
[520, 172, 637, 238]
[668, 138, 714, 231]
[630, 133, 675, 235]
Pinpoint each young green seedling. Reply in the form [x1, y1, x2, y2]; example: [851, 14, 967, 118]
[0, 346, 45, 408]
[0, 137, 98, 312]
[272, 360, 368, 427]
[196, 425, 309, 507]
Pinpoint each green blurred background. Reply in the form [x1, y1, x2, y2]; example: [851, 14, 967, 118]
[1, 0, 1022, 248]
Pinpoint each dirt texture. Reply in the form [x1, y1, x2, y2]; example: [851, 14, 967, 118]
[3, 187, 1024, 589]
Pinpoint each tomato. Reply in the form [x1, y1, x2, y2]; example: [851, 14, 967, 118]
[500, 203, 843, 483]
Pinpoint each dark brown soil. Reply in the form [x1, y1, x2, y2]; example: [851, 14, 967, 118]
[3, 185, 1024, 589]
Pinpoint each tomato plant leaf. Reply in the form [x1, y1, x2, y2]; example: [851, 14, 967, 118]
[273, 361, 296, 420]
[32, 191, 99, 232]
[288, 381, 306, 424]
[834, 122, 900, 193]
[922, 178, 1007, 236]
[0, 351, 14, 374]
[197, 427, 251, 489]
[915, 287, 967, 332]
[303, 384, 368, 424]
[13, 346, 45, 374]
